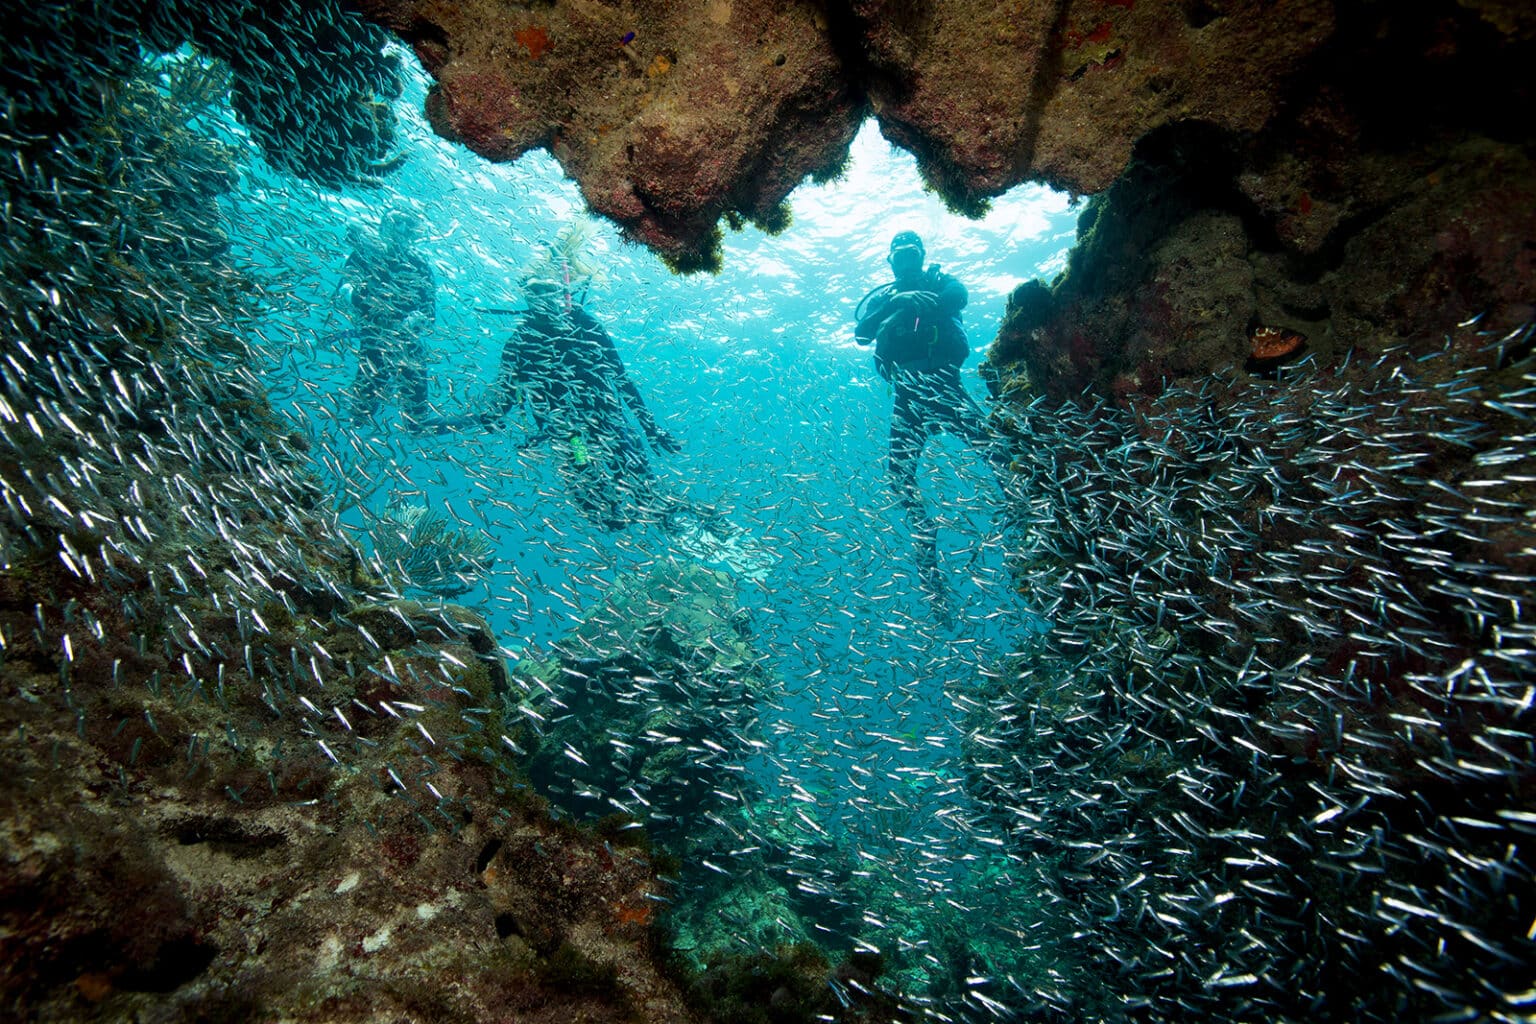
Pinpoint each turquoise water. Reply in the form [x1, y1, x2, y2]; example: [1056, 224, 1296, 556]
[209, 50, 1079, 995]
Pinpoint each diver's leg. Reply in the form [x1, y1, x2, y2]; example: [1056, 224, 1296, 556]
[400, 337, 429, 427]
[890, 382, 953, 622]
[351, 331, 386, 423]
[933, 369, 1013, 480]
[560, 455, 627, 531]
[888, 381, 927, 520]
[609, 420, 668, 524]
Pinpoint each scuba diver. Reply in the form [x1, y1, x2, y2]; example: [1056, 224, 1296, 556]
[480, 272, 686, 531]
[454, 223, 777, 580]
[855, 230, 1007, 622]
[342, 209, 436, 427]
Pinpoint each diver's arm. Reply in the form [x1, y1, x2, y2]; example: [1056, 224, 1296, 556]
[854, 286, 893, 345]
[479, 337, 525, 428]
[616, 371, 680, 452]
[586, 316, 679, 451]
[609, 356, 649, 420]
[883, 272, 965, 319]
[482, 380, 549, 450]
[934, 271, 967, 316]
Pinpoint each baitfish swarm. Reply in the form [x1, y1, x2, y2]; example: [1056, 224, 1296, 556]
[0, 17, 565, 1019]
[962, 333, 1536, 1022]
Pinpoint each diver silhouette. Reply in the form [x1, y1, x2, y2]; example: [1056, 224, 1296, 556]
[480, 275, 684, 532]
[855, 230, 1009, 623]
[341, 210, 435, 427]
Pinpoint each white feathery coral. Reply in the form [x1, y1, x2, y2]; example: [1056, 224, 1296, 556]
[369, 503, 495, 598]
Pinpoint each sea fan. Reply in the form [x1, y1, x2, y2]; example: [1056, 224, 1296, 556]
[369, 502, 495, 598]
[521, 217, 608, 297]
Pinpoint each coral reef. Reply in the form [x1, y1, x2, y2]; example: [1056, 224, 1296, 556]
[0, 588, 701, 1022]
[992, 2, 1535, 400]
[516, 559, 770, 834]
[4, 2, 1534, 1021]
[508, 560, 912, 1020]
[846, 0, 1332, 214]
[368, 500, 496, 598]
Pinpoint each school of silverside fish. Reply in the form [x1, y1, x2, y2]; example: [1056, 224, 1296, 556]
[2, 2, 1534, 1023]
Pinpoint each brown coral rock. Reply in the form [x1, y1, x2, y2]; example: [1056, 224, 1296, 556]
[356, 0, 1338, 266]
[0, 582, 701, 1022]
[853, 0, 1334, 208]
[990, 2, 1536, 400]
[359, 0, 862, 269]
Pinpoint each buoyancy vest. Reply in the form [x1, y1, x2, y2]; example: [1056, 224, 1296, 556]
[855, 268, 968, 375]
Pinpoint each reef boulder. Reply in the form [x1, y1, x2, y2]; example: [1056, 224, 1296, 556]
[348, 1, 1534, 401]
[358, 0, 862, 271]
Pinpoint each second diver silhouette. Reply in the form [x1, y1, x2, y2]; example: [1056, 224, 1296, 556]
[471, 229, 777, 581]
[481, 272, 682, 533]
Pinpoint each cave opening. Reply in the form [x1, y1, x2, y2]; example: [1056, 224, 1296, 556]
[206, 44, 1089, 1000]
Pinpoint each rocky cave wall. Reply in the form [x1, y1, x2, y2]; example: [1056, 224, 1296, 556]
[0, 35, 698, 1018]
[0, 7, 889, 1021]
[351, 0, 1535, 392]
[990, 1, 1536, 401]
[353, 0, 1347, 273]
